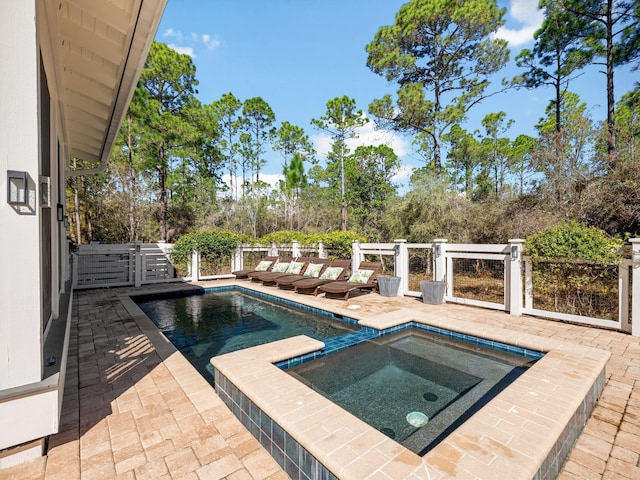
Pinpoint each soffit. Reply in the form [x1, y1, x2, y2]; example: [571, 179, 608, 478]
[56, 0, 166, 170]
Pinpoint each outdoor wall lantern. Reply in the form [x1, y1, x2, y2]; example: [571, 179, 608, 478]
[511, 245, 519, 259]
[434, 245, 441, 257]
[7, 170, 28, 205]
[57, 203, 64, 222]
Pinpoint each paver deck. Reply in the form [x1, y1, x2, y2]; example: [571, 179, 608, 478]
[1, 279, 639, 479]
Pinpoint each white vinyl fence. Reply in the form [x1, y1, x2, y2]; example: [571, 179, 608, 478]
[73, 238, 640, 337]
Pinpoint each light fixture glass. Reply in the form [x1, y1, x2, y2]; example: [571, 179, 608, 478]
[57, 203, 64, 222]
[7, 170, 28, 205]
[511, 245, 519, 259]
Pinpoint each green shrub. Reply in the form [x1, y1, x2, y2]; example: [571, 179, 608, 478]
[524, 221, 623, 319]
[170, 230, 240, 274]
[258, 231, 316, 246]
[169, 232, 196, 272]
[525, 221, 622, 264]
[322, 231, 367, 259]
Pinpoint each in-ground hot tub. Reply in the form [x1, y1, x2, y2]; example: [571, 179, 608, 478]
[286, 328, 539, 455]
[212, 308, 609, 480]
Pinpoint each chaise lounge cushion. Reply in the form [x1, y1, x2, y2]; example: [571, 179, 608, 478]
[303, 263, 324, 277]
[271, 262, 291, 273]
[319, 267, 344, 280]
[286, 262, 305, 275]
[347, 269, 374, 284]
[254, 260, 273, 271]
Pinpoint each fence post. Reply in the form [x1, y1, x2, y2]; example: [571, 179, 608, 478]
[191, 250, 200, 281]
[270, 242, 278, 257]
[508, 239, 525, 315]
[72, 253, 78, 289]
[631, 238, 640, 337]
[292, 240, 300, 258]
[318, 241, 326, 259]
[352, 241, 362, 272]
[233, 246, 242, 272]
[433, 239, 448, 282]
[394, 239, 408, 296]
[134, 242, 142, 287]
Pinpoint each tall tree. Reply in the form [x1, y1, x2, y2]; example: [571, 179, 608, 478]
[443, 124, 482, 198]
[366, 0, 509, 174]
[137, 41, 199, 241]
[108, 108, 149, 242]
[210, 93, 243, 200]
[280, 152, 308, 229]
[311, 96, 368, 230]
[558, 0, 640, 162]
[509, 134, 537, 195]
[241, 97, 275, 183]
[534, 92, 596, 208]
[515, 1, 590, 137]
[271, 121, 315, 169]
[346, 144, 399, 235]
[479, 112, 513, 199]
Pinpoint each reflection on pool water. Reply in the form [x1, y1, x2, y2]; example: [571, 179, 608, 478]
[135, 288, 358, 382]
[286, 328, 538, 455]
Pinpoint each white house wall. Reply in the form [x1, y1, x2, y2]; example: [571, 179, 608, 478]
[0, 0, 44, 390]
[1, 0, 167, 463]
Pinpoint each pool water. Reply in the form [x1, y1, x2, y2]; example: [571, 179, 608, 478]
[287, 329, 537, 455]
[136, 289, 358, 382]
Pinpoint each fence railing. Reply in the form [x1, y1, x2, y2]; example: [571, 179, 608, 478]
[73, 238, 640, 337]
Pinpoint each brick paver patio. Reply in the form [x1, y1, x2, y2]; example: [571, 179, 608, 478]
[1, 280, 639, 479]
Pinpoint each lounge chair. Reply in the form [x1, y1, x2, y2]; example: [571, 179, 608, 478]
[232, 255, 278, 280]
[275, 258, 330, 290]
[248, 257, 297, 283]
[317, 261, 382, 300]
[250, 257, 318, 286]
[292, 259, 352, 295]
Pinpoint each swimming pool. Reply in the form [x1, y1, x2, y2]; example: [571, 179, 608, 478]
[135, 287, 358, 382]
[286, 328, 537, 455]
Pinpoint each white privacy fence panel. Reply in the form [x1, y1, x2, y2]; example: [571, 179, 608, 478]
[75, 245, 135, 288]
[74, 243, 179, 289]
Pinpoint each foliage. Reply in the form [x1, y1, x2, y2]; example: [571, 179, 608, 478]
[241, 96, 276, 183]
[321, 231, 367, 259]
[514, 0, 591, 134]
[258, 231, 317, 246]
[524, 221, 623, 319]
[525, 221, 623, 263]
[365, 0, 510, 173]
[71, 15, 640, 247]
[170, 230, 240, 273]
[346, 144, 399, 238]
[169, 232, 197, 270]
[311, 96, 368, 230]
[136, 42, 201, 241]
[554, 0, 640, 159]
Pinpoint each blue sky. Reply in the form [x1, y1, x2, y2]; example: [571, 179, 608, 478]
[156, 0, 637, 189]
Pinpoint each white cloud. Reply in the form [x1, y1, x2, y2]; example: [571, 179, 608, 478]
[493, 0, 544, 47]
[392, 164, 414, 184]
[168, 44, 195, 58]
[161, 28, 220, 57]
[311, 117, 411, 161]
[202, 34, 221, 51]
[220, 173, 282, 198]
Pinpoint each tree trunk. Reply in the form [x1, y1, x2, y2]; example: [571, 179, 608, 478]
[606, 0, 616, 166]
[158, 145, 167, 242]
[127, 116, 137, 242]
[73, 165, 82, 245]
